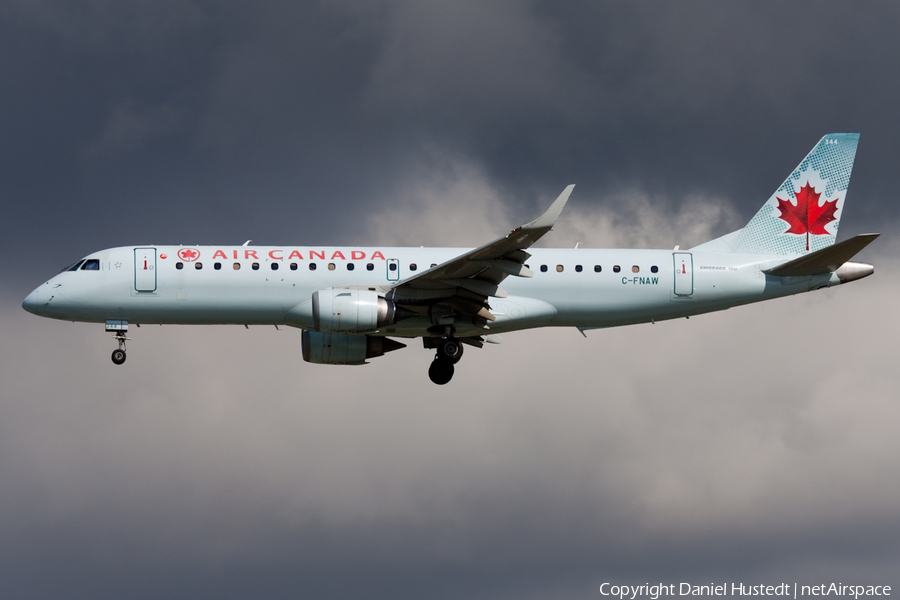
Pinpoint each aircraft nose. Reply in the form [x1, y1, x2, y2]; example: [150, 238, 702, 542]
[22, 288, 41, 315]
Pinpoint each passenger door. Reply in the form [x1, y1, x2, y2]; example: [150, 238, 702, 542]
[673, 252, 693, 297]
[134, 247, 157, 292]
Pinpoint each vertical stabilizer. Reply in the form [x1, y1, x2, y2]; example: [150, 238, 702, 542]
[731, 133, 859, 255]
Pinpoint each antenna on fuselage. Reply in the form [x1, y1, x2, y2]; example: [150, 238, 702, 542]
[242, 240, 252, 246]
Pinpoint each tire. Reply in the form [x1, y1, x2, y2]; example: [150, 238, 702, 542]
[111, 349, 126, 365]
[428, 358, 454, 385]
[437, 338, 463, 364]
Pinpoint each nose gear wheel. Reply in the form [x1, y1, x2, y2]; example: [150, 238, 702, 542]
[111, 330, 129, 365]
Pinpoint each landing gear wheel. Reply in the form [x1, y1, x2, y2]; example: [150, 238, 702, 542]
[437, 338, 464, 364]
[428, 358, 454, 385]
[111, 349, 127, 365]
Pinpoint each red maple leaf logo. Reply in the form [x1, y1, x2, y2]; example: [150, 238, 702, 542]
[177, 248, 199, 262]
[775, 181, 838, 250]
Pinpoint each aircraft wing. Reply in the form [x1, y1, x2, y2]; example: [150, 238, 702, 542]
[385, 185, 574, 325]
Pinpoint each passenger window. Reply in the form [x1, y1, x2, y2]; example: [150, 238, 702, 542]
[328, 263, 336, 271]
[81, 259, 100, 270]
[651, 266, 658, 273]
[575, 265, 583, 272]
[347, 263, 355, 271]
[233, 263, 241, 270]
[430, 263, 437, 268]
[613, 265, 621, 273]
[366, 263, 374, 271]
[176, 262, 184, 270]
[594, 265, 601, 272]
[309, 263, 317, 271]
[389, 263, 397, 272]
[214, 262, 222, 270]
[252, 263, 259, 270]
[290, 263, 298, 270]
[540, 265, 548, 272]
[195, 262, 203, 270]
[632, 265, 639, 273]
[410, 263, 417, 271]
[271, 263, 279, 271]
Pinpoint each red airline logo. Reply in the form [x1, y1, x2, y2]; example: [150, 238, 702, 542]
[177, 248, 200, 262]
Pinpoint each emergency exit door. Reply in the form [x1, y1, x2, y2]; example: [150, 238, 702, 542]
[134, 248, 157, 292]
[387, 258, 400, 282]
[673, 252, 693, 296]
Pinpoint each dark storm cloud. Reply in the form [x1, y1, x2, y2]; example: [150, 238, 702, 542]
[2, 1, 899, 598]
[3, 247, 899, 598]
[4, 0, 899, 286]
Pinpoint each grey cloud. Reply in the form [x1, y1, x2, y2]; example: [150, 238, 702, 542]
[3, 0, 898, 283]
[360, 0, 597, 122]
[6, 0, 210, 49]
[2, 1, 900, 597]
[2, 239, 897, 597]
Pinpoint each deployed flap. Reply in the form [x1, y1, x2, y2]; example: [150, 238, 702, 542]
[763, 233, 879, 276]
[386, 185, 574, 320]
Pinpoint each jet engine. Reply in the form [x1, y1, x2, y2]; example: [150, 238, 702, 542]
[301, 330, 406, 365]
[312, 288, 404, 333]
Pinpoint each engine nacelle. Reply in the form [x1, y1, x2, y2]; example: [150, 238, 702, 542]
[301, 331, 406, 365]
[312, 288, 399, 333]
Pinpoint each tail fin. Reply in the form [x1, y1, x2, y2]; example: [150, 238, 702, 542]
[701, 134, 859, 255]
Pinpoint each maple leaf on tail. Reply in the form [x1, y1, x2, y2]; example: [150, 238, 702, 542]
[776, 181, 838, 250]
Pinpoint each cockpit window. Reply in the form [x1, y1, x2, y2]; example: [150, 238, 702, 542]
[81, 259, 100, 270]
[63, 260, 85, 272]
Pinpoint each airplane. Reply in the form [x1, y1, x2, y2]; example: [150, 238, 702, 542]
[23, 133, 878, 384]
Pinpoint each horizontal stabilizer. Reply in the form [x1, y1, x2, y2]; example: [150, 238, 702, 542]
[763, 233, 879, 276]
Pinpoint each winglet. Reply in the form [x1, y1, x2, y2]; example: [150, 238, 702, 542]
[522, 185, 575, 230]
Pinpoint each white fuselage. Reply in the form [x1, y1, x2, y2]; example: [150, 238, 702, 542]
[22, 244, 840, 338]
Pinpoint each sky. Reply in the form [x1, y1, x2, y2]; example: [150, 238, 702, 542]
[2, 1, 899, 598]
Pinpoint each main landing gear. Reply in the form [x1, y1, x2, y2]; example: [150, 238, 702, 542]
[428, 336, 464, 385]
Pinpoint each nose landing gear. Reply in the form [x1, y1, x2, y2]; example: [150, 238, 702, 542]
[111, 331, 129, 365]
[106, 320, 129, 365]
[111, 346, 127, 365]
